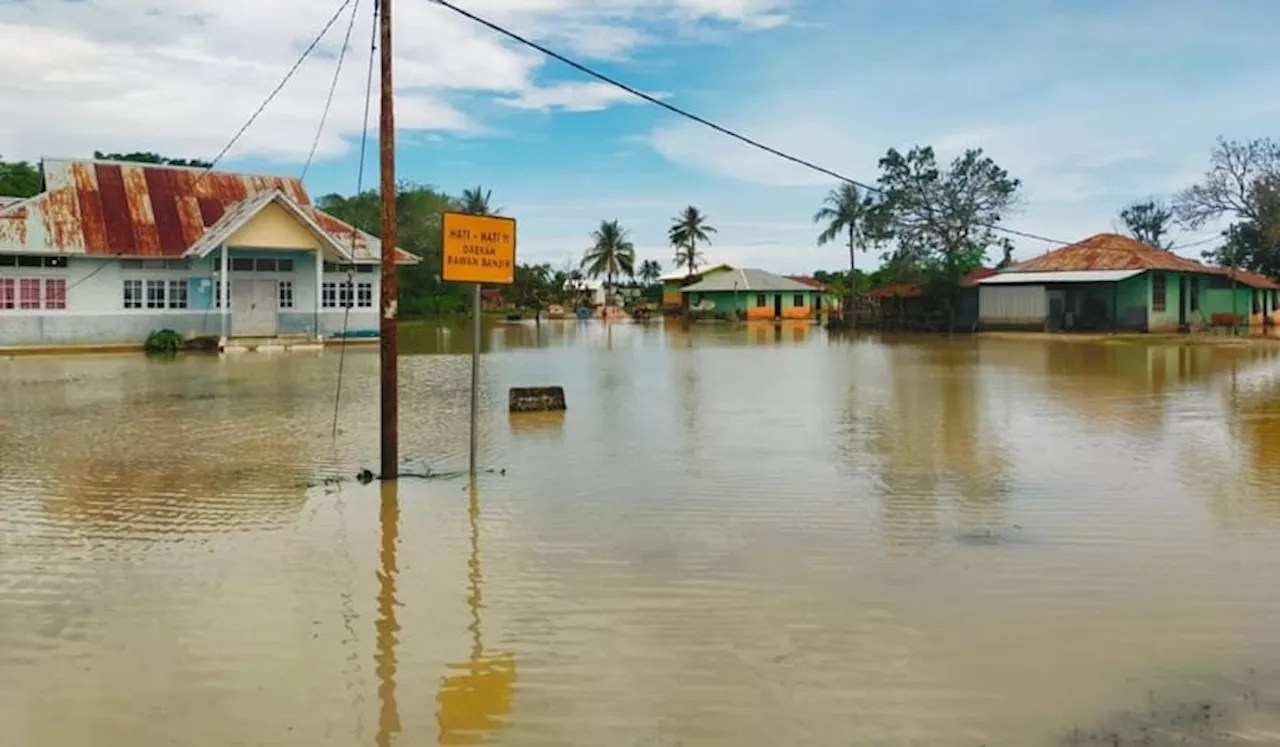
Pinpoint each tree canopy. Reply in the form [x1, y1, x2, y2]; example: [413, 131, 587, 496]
[669, 206, 714, 277]
[0, 158, 41, 198]
[1119, 199, 1174, 250]
[1177, 137, 1280, 277]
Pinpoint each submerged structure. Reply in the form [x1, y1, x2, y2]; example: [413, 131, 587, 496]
[0, 157, 417, 350]
[977, 233, 1279, 333]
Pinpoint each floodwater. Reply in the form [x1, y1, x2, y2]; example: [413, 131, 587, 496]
[4, 319, 1280, 746]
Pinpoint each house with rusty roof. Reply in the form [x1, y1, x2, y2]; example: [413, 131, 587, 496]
[0, 157, 417, 350]
[975, 233, 1279, 333]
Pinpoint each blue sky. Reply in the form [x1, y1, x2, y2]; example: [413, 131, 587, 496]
[3, 0, 1279, 275]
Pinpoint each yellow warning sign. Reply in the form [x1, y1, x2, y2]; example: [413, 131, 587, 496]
[442, 212, 517, 285]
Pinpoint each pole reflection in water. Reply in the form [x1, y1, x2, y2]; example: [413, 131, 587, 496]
[436, 478, 517, 744]
[375, 481, 401, 747]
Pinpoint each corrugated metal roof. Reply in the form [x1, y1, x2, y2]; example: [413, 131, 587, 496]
[186, 189, 355, 262]
[0, 196, 24, 209]
[682, 268, 814, 293]
[1219, 268, 1280, 290]
[1009, 233, 1212, 274]
[785, 275, 827, 290]
[0, 158, 417, 264]
[661, 262, 731, 281]
[978, 269, 1144, 284]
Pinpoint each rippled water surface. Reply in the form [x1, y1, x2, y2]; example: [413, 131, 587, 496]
[5, 320, 1280, 746]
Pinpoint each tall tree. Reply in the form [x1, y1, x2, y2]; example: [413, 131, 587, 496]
[1176, 137, 1280, 274]
[668, 206, 715, 277]
[813, 182, 885, 292]
[638, 259, 663, 286]
[459, 186, 498, 216]
[1119, 199, 1175, 250]
[582, 219, 636, 306]
[877, 145, 1021, 329]
[0, 158, 41, 198]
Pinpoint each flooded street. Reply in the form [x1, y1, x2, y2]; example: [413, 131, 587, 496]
[4, 320, 1280, 746]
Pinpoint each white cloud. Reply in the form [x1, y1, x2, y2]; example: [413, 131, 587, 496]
[501, 81, 662, 112]
[0, 0, 791, 163]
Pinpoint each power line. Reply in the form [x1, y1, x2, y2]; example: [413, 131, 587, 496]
[197, 0, 357, 185]
[424, 0, 1071, 247]
[332, 0, 380, 440]
[302, 0, 364, 181]
[66, 0, 359, 296]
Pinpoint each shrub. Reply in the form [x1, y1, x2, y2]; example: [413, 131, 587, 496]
[144, 329, 183, 357]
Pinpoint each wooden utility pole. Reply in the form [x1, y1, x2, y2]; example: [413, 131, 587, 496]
[378, 0, 399, 479]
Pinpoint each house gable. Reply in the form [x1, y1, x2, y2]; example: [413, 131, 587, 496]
[226, 201, 324, 251]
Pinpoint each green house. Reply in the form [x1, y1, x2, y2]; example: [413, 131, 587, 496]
[661, 263, 734, 308]
[976, 233, 1279, 332]
[681, 268, 832, 321]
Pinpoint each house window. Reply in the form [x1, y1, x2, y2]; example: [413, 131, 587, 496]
[168, 280, 188, 309]
[279, 281, 295, 309]
[755, 293, 767, 308]
[0, 278, 13, 309]
[231, 257, 254, 272]
[322, 281, 356, 308]
[123, 279, 143, 309]
[325, 262, 374, 274]
[145, 279, 166, 309]
[1151, 273, 1166, 312]
[19, 279, 42, 309]
[17, 256, 43, 268]
[793, 294, 805, 307]
[44, 278, 66, 309]
[1189, 277, 1200, 313]
[356, 282, 373, 308]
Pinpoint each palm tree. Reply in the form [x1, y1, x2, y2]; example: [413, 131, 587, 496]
[638, 259, 662, 287]
[813, 183, 876, 294]
[581, 219, 636, 306]
[459, 186, 499, 216]
[668, 206, 715, 277]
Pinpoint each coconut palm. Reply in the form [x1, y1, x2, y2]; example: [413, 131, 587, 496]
[813, 183, 878, 290]
[638, 259, 663, 287]
[459, 186, 499, 216]
[581, 220, 636, 305]
[668, 206, 715, 277]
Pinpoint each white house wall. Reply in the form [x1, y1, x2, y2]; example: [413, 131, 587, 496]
[978, 285, 1047, 328]
[0, 252, 381, 347]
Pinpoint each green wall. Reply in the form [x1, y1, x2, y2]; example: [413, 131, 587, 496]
[688, 289, 822, 317]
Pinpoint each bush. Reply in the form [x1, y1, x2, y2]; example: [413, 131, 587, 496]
[144, 329, 183, 357]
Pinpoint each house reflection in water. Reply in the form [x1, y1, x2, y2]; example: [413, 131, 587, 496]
[436, 481, 517, 744]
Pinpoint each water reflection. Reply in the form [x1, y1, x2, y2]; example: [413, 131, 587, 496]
[436, 480, 516, 744]
[375, 481, 401, 747]
[5, 327, 1280, 746]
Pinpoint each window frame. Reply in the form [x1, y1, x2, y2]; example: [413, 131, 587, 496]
[123, 279, 143, 309]
[755, 293, 767, 308]
[279, 280, 295, 309]
[1151, 273, 1166, 313]
[793, 293, 805, 308]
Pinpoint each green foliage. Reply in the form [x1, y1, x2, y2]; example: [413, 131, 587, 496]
[93, 151, 213, 168]
[144, 329, 183, 357]
[1177, 137, 1280, 278]
[459, 186, 498, 216]
[875, 145, 1021, 281]
[669, 206, 715, 276]
[582, 219, 636, 302]
[1119, 199, 1174, 250]
[0, 158, 42, 198]
[638, 259, 663, 286]
[813, 183, 889, 286]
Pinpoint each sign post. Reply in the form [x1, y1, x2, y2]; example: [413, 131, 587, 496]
[441, 212, 517, 476]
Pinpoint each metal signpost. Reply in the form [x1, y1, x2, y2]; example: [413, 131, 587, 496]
[441, 212, 517, 476]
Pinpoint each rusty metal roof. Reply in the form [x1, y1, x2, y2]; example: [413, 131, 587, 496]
[1009, 233, 1213, 274]
[1220, 268, 1280, 290]
[0, 158, 417, 263]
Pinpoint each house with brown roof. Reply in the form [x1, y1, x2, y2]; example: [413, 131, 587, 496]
[0, 157, 418, 349]
[975, 233, 1279, 332]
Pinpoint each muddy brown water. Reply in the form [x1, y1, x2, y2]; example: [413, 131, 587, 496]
[4, 320, 1280, 746]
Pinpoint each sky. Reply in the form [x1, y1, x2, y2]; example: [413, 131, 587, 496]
[1, 0, 1278, 275]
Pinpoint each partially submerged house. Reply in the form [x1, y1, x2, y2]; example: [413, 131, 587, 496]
[680, 268, 832, 320]
[867, 268, 997, 331]
[660, 262, 733, 308]
[0, 157, 417, 349]
[976, 233, 1279, 333]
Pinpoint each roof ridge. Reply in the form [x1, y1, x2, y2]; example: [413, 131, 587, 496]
[39, 156, 307, 182]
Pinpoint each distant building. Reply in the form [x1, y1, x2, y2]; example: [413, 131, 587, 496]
[0, 157, 417, 349]
[680, 268, 836, 320]
[976, 233, 1279, 332]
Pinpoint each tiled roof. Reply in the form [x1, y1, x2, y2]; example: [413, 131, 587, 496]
[1008, 233, 1212, 274]
[660, 262, 732, 282]
[866, 268, 997, 299]
[681, 268, 815, 293]
[0, 158, 417, 263]
[1219, 268, 1280, 290]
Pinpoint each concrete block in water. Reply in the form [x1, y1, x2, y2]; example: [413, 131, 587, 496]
[509, 386, 567, 413]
